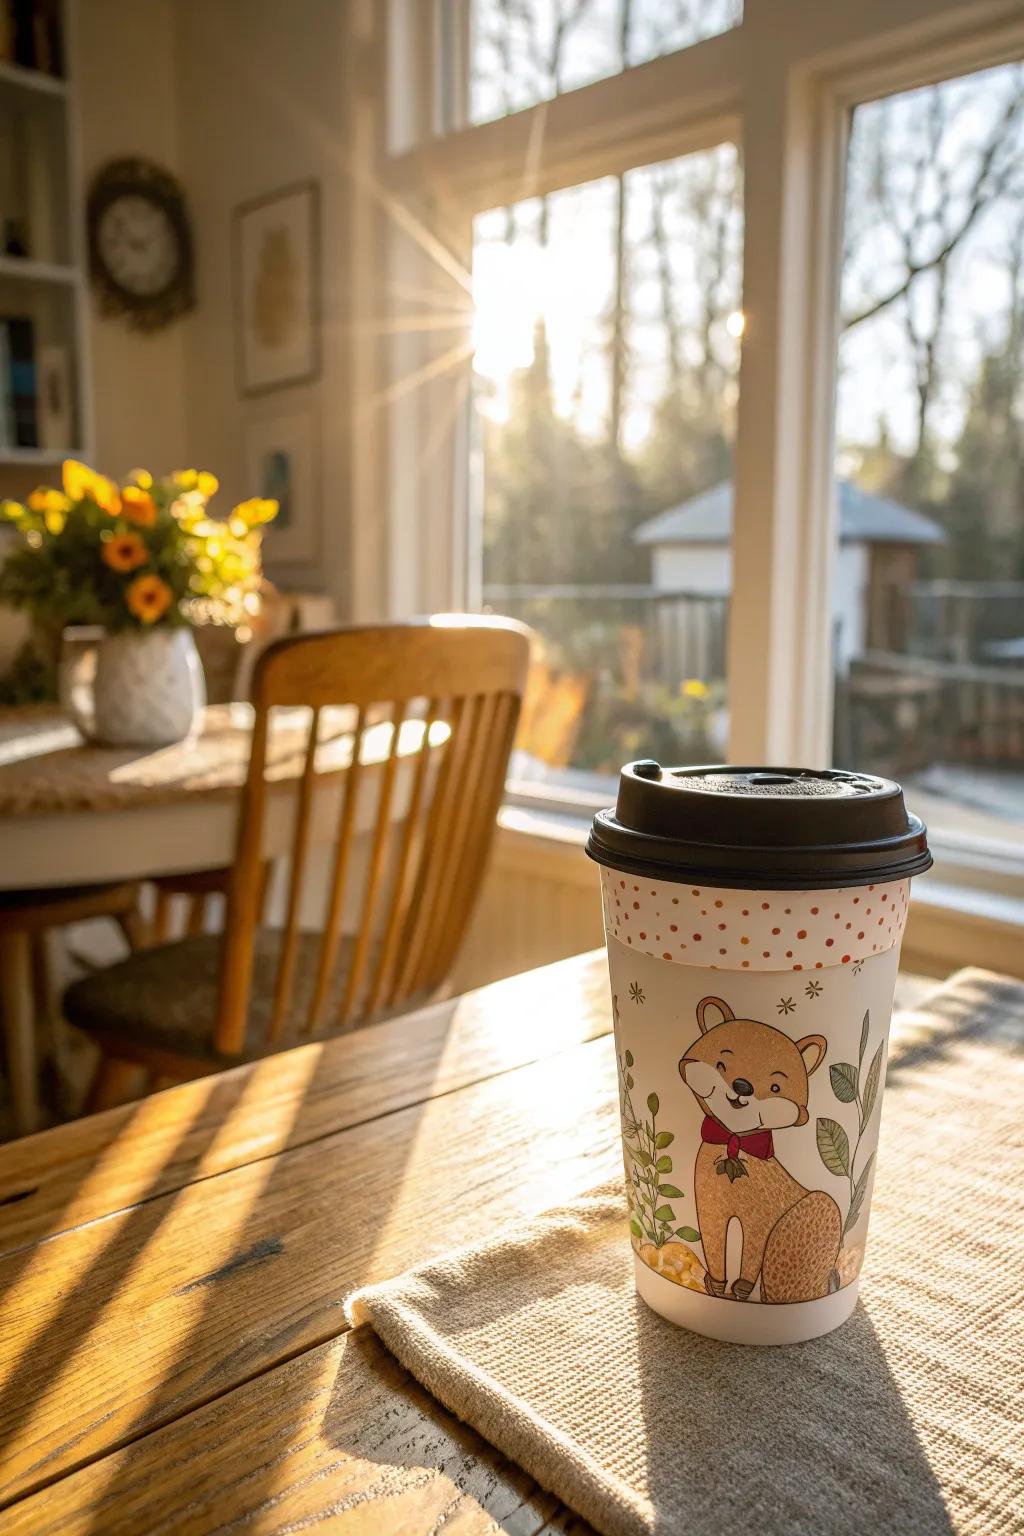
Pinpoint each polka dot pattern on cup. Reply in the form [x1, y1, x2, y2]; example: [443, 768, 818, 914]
[600, 871, 909, 972]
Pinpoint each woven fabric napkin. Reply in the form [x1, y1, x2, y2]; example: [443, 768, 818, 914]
[347, 968, 1024, 1536]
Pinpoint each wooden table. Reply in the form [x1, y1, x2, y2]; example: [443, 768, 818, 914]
[0, 951, 938, 1534]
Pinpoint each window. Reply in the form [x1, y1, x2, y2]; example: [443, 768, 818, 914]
[370, 0, 1024, 914]
[473, 146, 742, 796]
[834, 62, 1024, 850]
[469, 0, 742, 127]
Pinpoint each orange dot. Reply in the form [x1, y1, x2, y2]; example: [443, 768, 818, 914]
[761, 902, 770, 910]
[672, 897, 679, 905]
[719, 947, 727, 954]
[815, 961, 823, 968]
[785, 950, 793, 958]
[842, 954, 851, 963]
[857, 931, 864, 939]
[794, 963, 803, 970]
[718, 922, 726, 931]
[742, 960, 749, 967]
[633, 901, 640, 910]
[853, 897, 860, 904]
[714, 899, 723, 908]
[741, 935, 749, 945]
[663, 952, 671, 960]
[772, 926, 781, 935]
[784, 907, 792, 915]
[810, 906, 819, 915]
[693, 933, 702, 941]
[639, 931, 646, 939]
[797, 930, 807, 940]
[670, 924, 678, 932]
[763, 950, 771, 958]
[691, 888, 700, 896]
[825, 938, 834, 947]
[742, 908, 750, 916]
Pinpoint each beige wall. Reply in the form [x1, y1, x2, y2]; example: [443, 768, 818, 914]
[74, 0, 189, 477]
[174, 0, 352, 606]
[71, 0, 354, 609]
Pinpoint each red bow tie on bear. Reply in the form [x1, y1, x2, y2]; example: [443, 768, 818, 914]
[701, 1114, 774, 1162]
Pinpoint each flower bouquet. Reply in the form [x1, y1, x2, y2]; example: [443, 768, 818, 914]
[0, 461, 277, 744]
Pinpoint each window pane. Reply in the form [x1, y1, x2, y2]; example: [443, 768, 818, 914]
[470, 0, 742, 127]
[834, 62, 1024, 847]
[473, 145, 743, 796]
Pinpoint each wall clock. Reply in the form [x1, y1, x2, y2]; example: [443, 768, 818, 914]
[87, 158, 195, 332]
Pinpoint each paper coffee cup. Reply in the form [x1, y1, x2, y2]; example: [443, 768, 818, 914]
[587, 763, 931, 1345]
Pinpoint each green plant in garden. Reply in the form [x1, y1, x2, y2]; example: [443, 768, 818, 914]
[816, 1009, 884, 1236]
[617, 1044, 699, 1249]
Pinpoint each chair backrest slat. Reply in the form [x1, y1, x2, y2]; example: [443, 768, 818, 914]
[363, 696, 439, 1015]
[336, 699, 408, 1026]
[391, 692, 474, 1002]
[303, 704, 367, 1038]
[215, 619, 530, 1055]
[268, 704, 322, 1042]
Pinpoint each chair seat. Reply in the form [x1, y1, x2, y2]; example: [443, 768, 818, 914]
[64, 928, 420, 1068]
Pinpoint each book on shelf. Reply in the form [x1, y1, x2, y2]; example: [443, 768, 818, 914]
[37, 340, 69, 449]
[0, 316, 38, 447]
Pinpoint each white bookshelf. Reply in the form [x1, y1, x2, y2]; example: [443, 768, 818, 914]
[0, 0, 91, 484]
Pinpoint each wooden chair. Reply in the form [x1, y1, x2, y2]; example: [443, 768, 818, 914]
[0, 882, 141, 1135]
[65, 618, 530, 1108]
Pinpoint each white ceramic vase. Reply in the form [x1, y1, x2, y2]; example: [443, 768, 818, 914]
[91, 627, 205, 747]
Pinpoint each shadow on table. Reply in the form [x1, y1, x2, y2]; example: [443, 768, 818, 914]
[886, 969, 1023, 1091]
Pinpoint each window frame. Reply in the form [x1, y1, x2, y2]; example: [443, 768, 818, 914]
[357, 0, 1024, 882]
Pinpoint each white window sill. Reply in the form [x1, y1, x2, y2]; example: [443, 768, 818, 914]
[495, 800, 1024, 979]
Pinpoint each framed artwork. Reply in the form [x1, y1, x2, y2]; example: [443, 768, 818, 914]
[234, 181, 319, 395]
[244, 413, 319, 565]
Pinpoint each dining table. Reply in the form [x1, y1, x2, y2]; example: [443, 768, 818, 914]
[0, 702, 437, 1133]
[0, 948, 949, 1535]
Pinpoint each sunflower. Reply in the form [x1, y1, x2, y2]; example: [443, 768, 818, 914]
[102, 532, 149, 573]
[62, 459, 121, 516]
[120, 486, 158, 527]
[126, 573, 173, 624]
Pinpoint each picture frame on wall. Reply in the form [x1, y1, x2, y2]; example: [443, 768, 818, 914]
[244, 412, 319, 566]
[234, 180, 319, 396]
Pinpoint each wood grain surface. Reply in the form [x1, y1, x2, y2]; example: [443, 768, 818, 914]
[4, 1325, 594, 1536]
[0, 1032, 619, 1502]
[0, 952, 943, 1532]
[0, 951, 611, 1255]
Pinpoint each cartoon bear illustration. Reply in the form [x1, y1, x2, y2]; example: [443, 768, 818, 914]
[678, 996, 842, 1303]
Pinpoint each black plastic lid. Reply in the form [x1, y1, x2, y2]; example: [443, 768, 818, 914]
[586, 763, 932, 890]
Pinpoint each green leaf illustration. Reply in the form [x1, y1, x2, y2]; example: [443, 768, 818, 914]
[862, 1042, 883, 1127]
[816, 1116, 851, 1177]
[655, 1155, 673, 1173]
[676, 1226, 700, 1242]
[654, 1205, 675, 1222]
[655, 1131, 674, 1148]
[845, 1153, 876, 1234]
[630, 1217, 643, 1240]
[658, 1184, 684, 1198]
[633, 1149, 653, 1168]
[829, 1062, 859, 1104]
[859, 1010, 870, 1065]
[625, 1050, 634, 1067]
[647, 1092, 660, 1115]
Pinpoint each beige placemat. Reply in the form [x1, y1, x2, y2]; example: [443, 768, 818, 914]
[348, 968, 1024, 1536]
